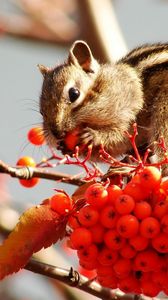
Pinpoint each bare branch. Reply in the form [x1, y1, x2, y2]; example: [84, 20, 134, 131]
[25, 258, 138, 300]
[0, 160, 83, 186]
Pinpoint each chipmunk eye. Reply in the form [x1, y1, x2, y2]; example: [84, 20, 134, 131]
[68, 87, 80, 103]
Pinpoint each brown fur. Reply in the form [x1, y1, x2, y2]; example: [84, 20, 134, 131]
[39, 41, 168, 174]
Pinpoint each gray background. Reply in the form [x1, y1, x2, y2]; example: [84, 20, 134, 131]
[0, 0, 168, 299]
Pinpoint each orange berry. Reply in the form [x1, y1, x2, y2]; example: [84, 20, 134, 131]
[27, 127, 45, 146]
[138, 166, 161, 190]
[107, 185, 123, 205]
[100, 205, 118, 228]
[64, 129, 79, 150]
[140, 217, 160, 238]
[152, 233, 168, 253]
[104, 229, 126, 250]
[134, 249, 160, 272]
[97, 246, 118, 266]
[50, 192, 72, 214]
[129, 235, 149, 251]
[134, 201, 152, 220]
[117, 215, 139, 238]
[85, 183, 108, 209]
[114, 194, 135, 215]
[113, 258, 131, 278]
[78, 205, 99, 227]
[124, 181, 149, 201]
[70, 227, 92, 250]
[77, 244, 98, 262]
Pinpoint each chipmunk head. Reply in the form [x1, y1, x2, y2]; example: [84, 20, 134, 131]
[39, 40, 99, 147]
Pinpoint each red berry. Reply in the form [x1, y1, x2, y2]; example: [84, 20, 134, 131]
[70, 227, 92, 250]
[160, 178, 168, 194]
[117, 215, 139, 238]
[97, 247, 118, 266]
[50, 193, 72, 214]
[68, 213, 80, 229]
[152, 233, 168, 253]
[27, 127, 45, 146]
[124, 181, 149, 201]
[85, 183, 108, 209]
[120, 243, 136, 259]
[161, 214, 168, 233]
[78, 266, 97, 279]
[90, 224, 105, 244]
[118, 275, 140, 294]
[133, 201, 152, 220]
[141, 280, 160, 297]
[134, 249, 160, 272]
[78, 205, 99, 227]
[104, 229, 126, 250]
[77, 244, 98, 262]
[64, 129, 79, 150]
[113, 258, 131, 278]
[98, 273, 118, 289]
[138, 166, 161, 190]
[114, 194, 135, 215]
[129, 235, 149, 251]
[140, 217, 160, 238]
[107, 185, 123, 205]
[79, 259, 97, 270]
[100, 205, 118, 228]
[153, 200, 168, 219]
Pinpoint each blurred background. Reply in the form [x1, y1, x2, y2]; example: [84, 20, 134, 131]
[0, 0, 168, 299]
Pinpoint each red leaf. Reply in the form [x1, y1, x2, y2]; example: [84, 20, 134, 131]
[0, 203, 68, 279]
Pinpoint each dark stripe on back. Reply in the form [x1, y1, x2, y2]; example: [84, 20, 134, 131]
[142, 61, 168, 82]
[120, 43, 168, 67]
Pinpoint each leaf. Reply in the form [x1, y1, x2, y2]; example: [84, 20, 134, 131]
[0, 202, 68, 280]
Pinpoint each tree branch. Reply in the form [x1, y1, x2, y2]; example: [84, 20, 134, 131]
[0, 160, 83, 186]
[25, 258, 139, 300]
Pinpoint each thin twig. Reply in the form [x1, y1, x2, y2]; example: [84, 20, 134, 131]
[0, 160, 83, 186]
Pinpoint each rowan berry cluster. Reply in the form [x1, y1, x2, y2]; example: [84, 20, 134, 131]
[52, 166, 168, 297]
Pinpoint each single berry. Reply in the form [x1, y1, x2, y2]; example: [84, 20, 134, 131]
[117, 215, 139, 238]
[100, 205, 118, 228]
[138, 166, 161, 190]
[107, 185, 123, 205]
[141, 280, 160, 297]
[120, 243, 136, 259]
[140, 217, 160, 238]
[134, 249, 160, 272]
[64, 129, 79, 150]
[118, 275, 140, 294]
[78, 205, 99, 227]
[133, 201, 152, 220]
[77, 243, 98, 262]
[113, 258, 131, 278]
[85, 183, 108, 209]
[70, 227, 92, 250]
[114, 194, 135, 215]
[104, 229, 126, 250]
[97, 246, 118, 266]
[152, 233, 168, 253]
[129, 235, 149, 251]
[153, 200, 168, 219]
[27, 127, 45, 146]
[50, 192, 72, 214]
[124, 181, 149, 201]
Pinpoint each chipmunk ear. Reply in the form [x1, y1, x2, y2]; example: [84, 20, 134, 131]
[37, 64, 50, 77]
[68, 40, 99, 73]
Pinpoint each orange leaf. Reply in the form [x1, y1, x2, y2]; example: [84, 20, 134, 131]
[0, 203, 67, 280]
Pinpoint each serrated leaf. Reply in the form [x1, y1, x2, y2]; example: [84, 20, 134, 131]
[0, 203, 68, 280]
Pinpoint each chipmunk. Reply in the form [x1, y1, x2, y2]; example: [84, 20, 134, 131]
[39, 40, 168, 174]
